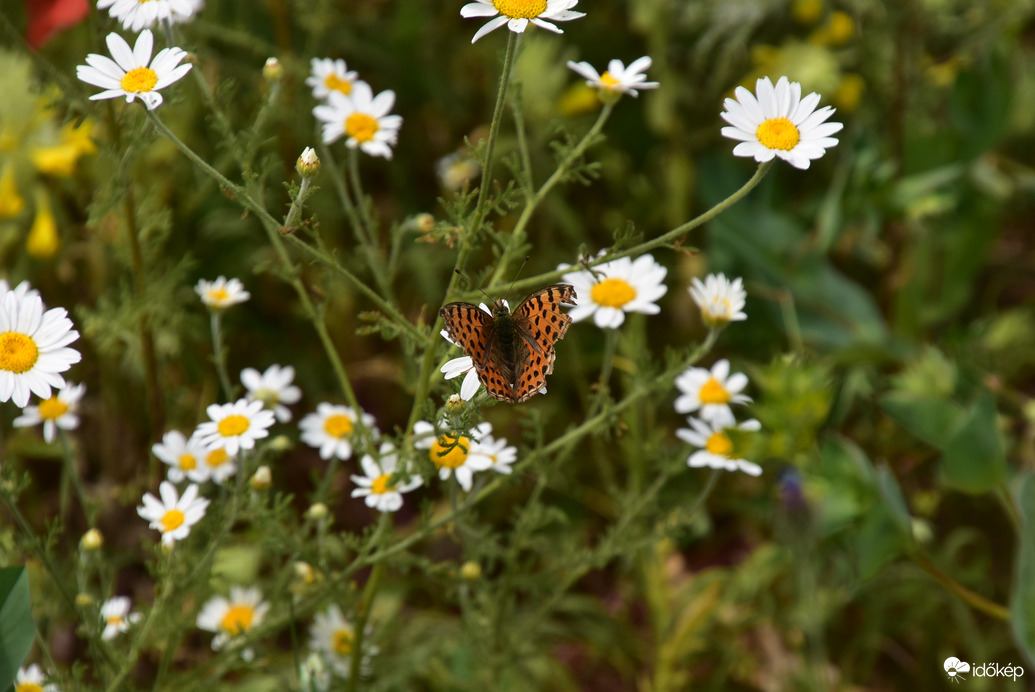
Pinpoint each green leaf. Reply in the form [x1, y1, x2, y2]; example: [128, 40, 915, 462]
[1011, 472, 1035, 667]
[940, 393, 1008, 494]
[857, 504, 911, 581]
[879, 393, 965, 449]
[0, 566, 35, 691]
[875, 465, 913, 538]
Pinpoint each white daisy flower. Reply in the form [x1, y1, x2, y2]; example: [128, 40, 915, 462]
[299, 403, 377, 461]
[566, 56, 659, 99]
[306, 58, 363, 100]
[559, 254, 668, 329]
[96, 0, 197, 32]
[194, 276, 250, 309]
[196, 585, 270, 652]
[0, 290, 81, 408]
[351, 443, 422, 513]
[435, 150, 480, 191]
[460, 0, 585, 43]
[137, 481, 209, 546]
[309, 605, 378, 678]
[14, 664, 59, 692]
[195, 399, 275, 456]
[720, 75, 843, 170]
[469, 431, 518, 475]
[100, 596, 142, 640]
[676, 411, 763, 476]
[12, 382, 85, 444]
[75, 30, 192, 111]
[241, 364, 302, 423]
[312, 83, 403, 159]
[689, 273, 747, 327]
[413, 420, 494, 492]
[0, 279, 39, 301]
[152, 430, 211, 484]
[674, 359, 751, 422]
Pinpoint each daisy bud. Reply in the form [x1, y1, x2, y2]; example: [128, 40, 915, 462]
[297, 147, 320, 179]
[250, 465, 272, 490]
[269, 434, 293, 452]
[80, 528, 104, 551]
[446, 394, 465, 414]
[307, 502, 328, 521]
[460, 561, 481, 581]
[75, 593, 94, 608]
[263, 57, 283, 82]
[414, 213, 435, 234]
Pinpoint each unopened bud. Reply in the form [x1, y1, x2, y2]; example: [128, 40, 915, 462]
[307, 502, 328, 521]
[250, 465, 272, 490]
[81, 528, 104, 551]
[263, 57, 283, 82]
[445, 394, 465, 414]
[75, 593, 94, 608]
[297, 147, 320, 179]
[460, 561, 481, 580]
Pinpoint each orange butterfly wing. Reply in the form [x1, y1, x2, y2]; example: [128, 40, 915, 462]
[439, 302, 515, 401]
[510, 284, 577, 402]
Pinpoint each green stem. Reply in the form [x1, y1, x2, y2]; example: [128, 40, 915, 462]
[147, 112, 364, 417]
[467, 31, 519, 245]
[0, 491, 77, 611]
[913, 552, 1010, 620]
[346, 148, 394, 299]
[461, 160, 775, 302]
[403, 34, 520, 438]
[346, 514, 391, 692]
[489, 103, 614, 288]
[59, 430, 92, 523]
[317, 143, 369, 247]
[209, 311, 234, 401]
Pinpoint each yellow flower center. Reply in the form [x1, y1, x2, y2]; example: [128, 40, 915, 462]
[206, 448, 230, 468]
[698, 377, 731, 405]
[107, 614, 125, 627]
[705, 431, 733, 457]
[331, 627, 354, 655]
[756, 117, 800, 151]
[217, 414, 250, 437]
[0, 332, 39, 374]
[371, 473, 395, 495]
[207, 287, 230, 303]
[324, 414, 355, 439]
[253, 388, 279, 406]
[590, 277, 637, 309]
[431, 434, 470, 470]
[38, 396, 69, 420]
[178, 453, 198, 471]
[120, 66, 158, 94]
[599, 71, 621, 89]
[220, 604, 255, 636]
[344, 112, 380, 144]
[16, 683, 44, 692]
[160, 508, 185, 533]
[324, 73, 353, 95]
[493, 0, 547, 18]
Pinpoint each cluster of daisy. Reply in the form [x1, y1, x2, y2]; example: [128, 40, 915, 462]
[309, 58, 403, 159]
[674, 273, 761, 476]
[1, 280, 83, 442]
[459, 2, 841, 166]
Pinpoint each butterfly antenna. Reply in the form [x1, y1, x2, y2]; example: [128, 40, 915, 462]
[504, 256, 531, 303]
[453, 269, 494, 304]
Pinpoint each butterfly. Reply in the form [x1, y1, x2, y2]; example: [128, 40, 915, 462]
[440, 284, 578, 403]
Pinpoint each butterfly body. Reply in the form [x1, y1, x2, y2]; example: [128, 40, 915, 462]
[441, 284, 577, 403]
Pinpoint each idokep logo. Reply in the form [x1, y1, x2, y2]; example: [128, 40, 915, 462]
[943, 656, 1025, 683]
